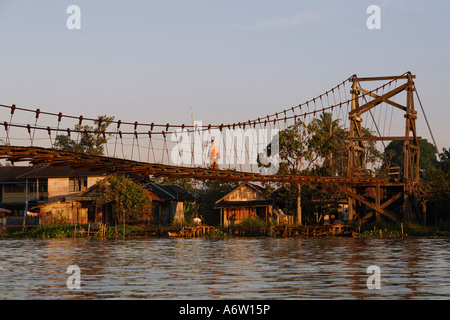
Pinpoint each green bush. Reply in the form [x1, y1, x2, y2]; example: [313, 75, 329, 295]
[104, 224, 143, 238]
[1, 223, 145, 239]
[236, 216, 273, 228]
[1, 224, 75, 238]
[202, 229, 230, 238]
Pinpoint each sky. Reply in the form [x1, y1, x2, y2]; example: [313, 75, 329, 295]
[1, 0, 449, 154]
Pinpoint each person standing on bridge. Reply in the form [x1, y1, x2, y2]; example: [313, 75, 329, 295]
[208, 137, 220, 170]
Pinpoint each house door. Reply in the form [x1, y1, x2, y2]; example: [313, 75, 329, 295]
[227, 208, 237, 222]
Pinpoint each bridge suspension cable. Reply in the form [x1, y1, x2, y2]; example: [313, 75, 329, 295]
[0, 72, 414, 175]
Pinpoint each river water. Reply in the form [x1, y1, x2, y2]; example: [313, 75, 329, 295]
[0, 237, 449, 300]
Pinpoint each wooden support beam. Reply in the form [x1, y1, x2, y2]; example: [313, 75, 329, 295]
[357, 87, 407, 112]
[344, 189, 400, 222]
[356, 75, 416, 82]
[380, 192, 403, 209]
[361, 212, 374, 221]
[348, 136, 422, 141]
[349, 82, 409, 117]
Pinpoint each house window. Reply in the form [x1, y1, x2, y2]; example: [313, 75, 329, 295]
[69, 177, 87, 192]
[4, 184, 25, 193]
[38, 183, 48, 193]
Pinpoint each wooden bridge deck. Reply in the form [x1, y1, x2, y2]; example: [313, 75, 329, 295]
[0, 145, 393, 186]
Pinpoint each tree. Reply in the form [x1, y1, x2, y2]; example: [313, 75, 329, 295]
[259, 115, 340, 224]
[96, 175, 152, 236]
[54, 115, 114, 156]
[424, 148, 450, 217]
[309, 112, 346, 174]
[360, 127, 382, 170]
[275, 119, 318, 224]
[382, 138, 438, 178]
[308, 113, 381, 176]
[276, 119, 315, 174]
[259, 117, 319, 224]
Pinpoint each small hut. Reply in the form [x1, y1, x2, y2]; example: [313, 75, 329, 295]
[144, 182, 197, 225]
[214, 182, 273, 226]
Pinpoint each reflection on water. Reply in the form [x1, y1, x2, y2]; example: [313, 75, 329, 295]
[0, 237, 449, 299]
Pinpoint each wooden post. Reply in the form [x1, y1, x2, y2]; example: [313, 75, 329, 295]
[159, 205, 162, 225]
[297, 183, 302, 225]
[375, 185, 381, 222]
[422, 201, 427, 226]
[348, 195, 355, 222]
[403, 73, 420, 223]
[348, 76, 364, 176]
[265, 206, 268, 223]
[23, 178, 28, 231]
[115, 215, 118, 239]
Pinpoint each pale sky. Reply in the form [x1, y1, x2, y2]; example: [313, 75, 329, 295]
[1, 0, 449, 153]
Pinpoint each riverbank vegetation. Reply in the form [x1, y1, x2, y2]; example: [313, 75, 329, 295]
[356, 220, 450, 238]
[2, 218, 449, 239]
[0, 223, 144, 239]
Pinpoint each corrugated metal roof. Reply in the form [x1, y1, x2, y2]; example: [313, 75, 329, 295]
[215, 182, 270, 204]
[16, 164, 108, 179]
[144, 182, 196, 202]
[0, 166, 35, 182]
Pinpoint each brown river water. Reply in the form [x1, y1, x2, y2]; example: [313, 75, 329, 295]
[0, 237, 449, 299]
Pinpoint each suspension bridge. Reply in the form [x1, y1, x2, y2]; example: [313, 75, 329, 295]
[0, 72, 431, 223]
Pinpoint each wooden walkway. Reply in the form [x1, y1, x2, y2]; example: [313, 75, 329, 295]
[168, 226, 216, 237]
[73, 223, 106, 237]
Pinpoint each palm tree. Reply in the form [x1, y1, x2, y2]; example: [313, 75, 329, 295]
[310, 112, 346, 174]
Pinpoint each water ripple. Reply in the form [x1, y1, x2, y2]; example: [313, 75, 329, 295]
[0, 237, 449, 299]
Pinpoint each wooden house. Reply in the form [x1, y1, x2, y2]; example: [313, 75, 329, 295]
[34, 180, 110, 225]
[0, 165, 107, 225]
[214, 182, 274, 226]
[144, 182, 197, 225]
[16, 165, 107, 203]
[34, 180, 196, 226]
[0, 166, 36, 212]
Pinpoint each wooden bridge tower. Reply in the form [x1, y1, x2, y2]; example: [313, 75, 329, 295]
[346, 72, 423, 224]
